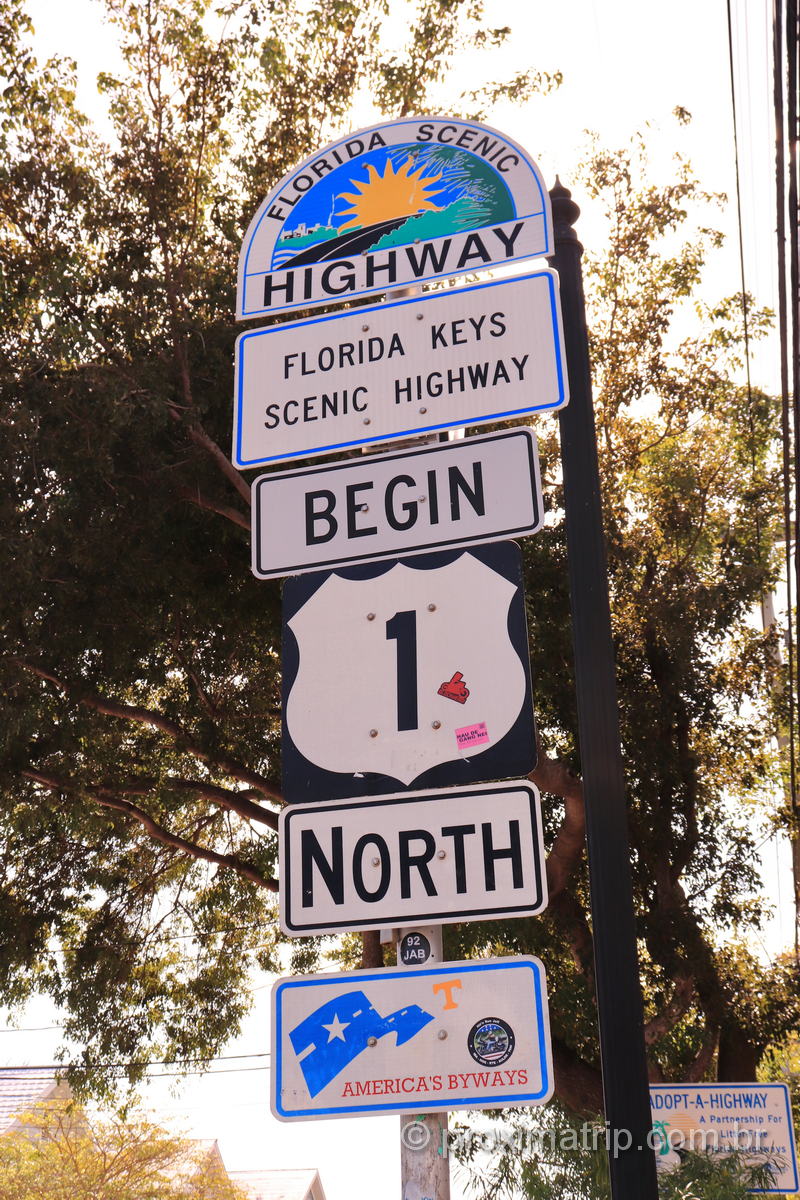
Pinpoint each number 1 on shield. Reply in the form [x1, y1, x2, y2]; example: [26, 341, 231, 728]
[385, 610, 418, 731]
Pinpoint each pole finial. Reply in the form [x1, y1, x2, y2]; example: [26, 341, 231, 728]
[549, 178, 581, 251]
[550, 177, 580, 226]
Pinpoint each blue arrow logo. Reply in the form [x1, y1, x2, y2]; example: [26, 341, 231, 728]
[289, 990, 434, 1097]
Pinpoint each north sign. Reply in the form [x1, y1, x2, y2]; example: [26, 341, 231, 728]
[237, 116, 553, 319]
[281, 542, 536, 803]
[271, 956, 553, 1120]
[252, 427, 543, 580]
[233, 271, 567, 468]
[278, 780, 547, 936]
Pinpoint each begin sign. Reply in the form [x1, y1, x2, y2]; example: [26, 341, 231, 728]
[251, 427, 543, 579]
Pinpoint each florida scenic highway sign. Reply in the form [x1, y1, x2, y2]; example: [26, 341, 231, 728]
[271, 957, 553, 1120]
[233, 272, 567, 468]
[280, 541, 536, 802]
[251, 427, 544, 580]
[279, 780, 547, 936]
[237, 116, 553, 319]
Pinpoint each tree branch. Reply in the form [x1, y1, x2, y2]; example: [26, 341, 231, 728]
[552, 1036, 604, 1116]
[171, 778, 278, 831]
[548, 889, 596, 990]
[644, 973, 695, 1045]
[23, 770, 276, 892]
[185, 420, 252, 505]
[177, 485, 251, 531]
[530, 743, 586, 898]
[13, 659, 282, 803]
[684, 1024, 718, 1082]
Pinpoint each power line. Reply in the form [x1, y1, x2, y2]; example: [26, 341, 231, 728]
[134, 1065, 270, 1078]
[0, 1026, 61, 1034]
[727, 0, 755, 408]
[773, 0, 800, 965]
[0, 1051, 270, 1073]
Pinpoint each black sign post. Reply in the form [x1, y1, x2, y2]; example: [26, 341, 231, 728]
[549, 180, 659, 1199]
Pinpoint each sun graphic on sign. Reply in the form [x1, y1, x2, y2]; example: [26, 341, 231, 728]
[337, 156, 446, 231]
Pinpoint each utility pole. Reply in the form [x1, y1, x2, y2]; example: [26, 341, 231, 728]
[550, 179, 659, 1199]
[396, 926, 450, 1200]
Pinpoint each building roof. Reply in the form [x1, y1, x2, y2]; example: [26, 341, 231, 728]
[0, 1069, 70, 1134]
[229, 1168, 326, 1200]
[0, 1072, 326, 1200]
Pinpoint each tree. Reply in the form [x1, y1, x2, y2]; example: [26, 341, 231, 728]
[2, 0, 798, 1127]
[442, 127, 800, 1111]
[0, 0, 560, 1091]
[0, 1101, 246, 1199]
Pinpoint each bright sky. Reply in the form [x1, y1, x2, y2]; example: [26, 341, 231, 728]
[11, 1, 794, 1198]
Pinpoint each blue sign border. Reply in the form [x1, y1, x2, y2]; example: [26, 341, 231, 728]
[233, 271, 567, 470]
[649, 1083, 799, 1194]
[273, 957, 551, 1118]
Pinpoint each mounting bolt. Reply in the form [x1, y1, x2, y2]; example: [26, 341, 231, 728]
[437, 849, 446, 860]
[416, 312, 424, 320]
[427, 603, 436, 612]
[368, 1036, 378, 1047]
[432, 720, 441, 730]
[362, 324, 369, 331]
[363, 417, 371, 425]
[367, 612, 376, 621]
[371, 857, 381, 867]
[360, 504, 369, 512]
[437, 1030, 447, 1041]
[419, 406, 427, 414]
[369, 729, 379, 738]
[418, 495, 426, 502]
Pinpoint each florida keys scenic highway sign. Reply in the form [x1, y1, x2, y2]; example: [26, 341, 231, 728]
[233, 271, 567, 468]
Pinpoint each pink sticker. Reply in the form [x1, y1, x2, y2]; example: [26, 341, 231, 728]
[455, 722, 490, 749]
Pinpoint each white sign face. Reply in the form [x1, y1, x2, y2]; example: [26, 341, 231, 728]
[650, 1084, 798, 1192]
[272, 956, 553, 1120]
[237, 116, 553, 319]
[252, 428, 543, 580]
[281, 543, 535, 803]
[279, 780, 547, 936]
[233, 271, 567, 469]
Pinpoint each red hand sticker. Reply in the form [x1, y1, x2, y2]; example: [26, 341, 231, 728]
[437, 671, 470, 704]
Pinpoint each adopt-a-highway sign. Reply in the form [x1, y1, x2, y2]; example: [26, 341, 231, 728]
[281, 541, 536, 803]
[233, 272, 566, 469]
[279, 780, 547, 936]
[650, 1084, 798, 1192]
[271, 956, 553, 1120]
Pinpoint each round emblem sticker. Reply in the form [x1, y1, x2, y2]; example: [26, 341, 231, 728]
[468, 1017, 515, 1067]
